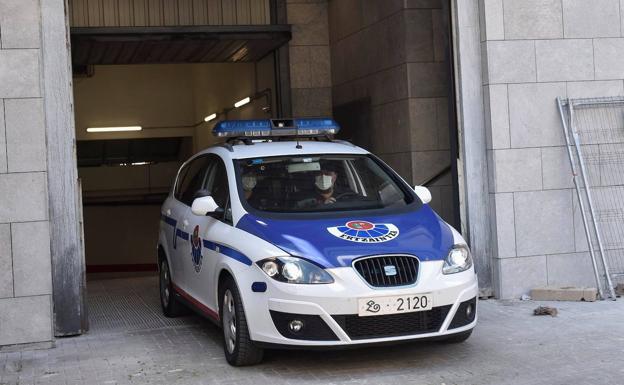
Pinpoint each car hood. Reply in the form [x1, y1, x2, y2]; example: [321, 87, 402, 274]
[235, 205, 454, 268]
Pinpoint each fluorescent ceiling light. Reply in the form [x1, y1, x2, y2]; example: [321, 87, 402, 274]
[204, 113, 217, 122]
[87, 126, 142, 133]
[234, 97, 251, 108]
[119, 161, 151, 166]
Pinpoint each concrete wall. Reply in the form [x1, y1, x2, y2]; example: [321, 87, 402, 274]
[328, 0, 456, 223]
[287, 0, 332, 117]
[0, 0, 54, 346]
[480, 0, 624, 298]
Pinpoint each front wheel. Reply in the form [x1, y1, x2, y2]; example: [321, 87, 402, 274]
[220, 278, 264, 366]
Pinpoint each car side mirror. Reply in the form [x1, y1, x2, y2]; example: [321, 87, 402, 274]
[414, 186, 432, 204]
[191, 196, 222, 216]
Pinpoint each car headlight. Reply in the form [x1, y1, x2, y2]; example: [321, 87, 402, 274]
[442, 244, 473, 274]
[256, 257, 334, 284]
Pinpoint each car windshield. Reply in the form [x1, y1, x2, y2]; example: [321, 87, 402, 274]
[235, 154, 413, 213]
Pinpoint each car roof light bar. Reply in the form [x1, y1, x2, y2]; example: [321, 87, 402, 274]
[212, 118, 340, 138]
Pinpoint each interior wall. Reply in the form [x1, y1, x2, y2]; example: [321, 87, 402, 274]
[328, 0, 456, 224]
[83, 205, 161, 268]
[192, 60, 273, 150]
[74, 64, 197, 141]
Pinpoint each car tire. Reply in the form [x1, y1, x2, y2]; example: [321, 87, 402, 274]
[441, 329, 473, 343]
[220, 277, 264, 366]
[159, 259, 186, 317]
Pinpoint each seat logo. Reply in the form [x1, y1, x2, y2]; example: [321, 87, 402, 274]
[327, 220, 399, 243]
[384, 265, 397, 276]
[190, 225, 203, 273]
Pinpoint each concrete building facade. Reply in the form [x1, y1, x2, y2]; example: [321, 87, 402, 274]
[0, 0, 623, 348]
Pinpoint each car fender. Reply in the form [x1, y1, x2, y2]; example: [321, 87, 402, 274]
[213, 257, 267, 321]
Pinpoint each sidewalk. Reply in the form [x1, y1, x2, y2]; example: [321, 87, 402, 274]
[1, 276, 622, 385]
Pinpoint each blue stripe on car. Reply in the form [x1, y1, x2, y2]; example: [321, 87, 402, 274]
[202, 240, 253, 266]
[161, 213, 252, 265]
[176, 228, 189, 241]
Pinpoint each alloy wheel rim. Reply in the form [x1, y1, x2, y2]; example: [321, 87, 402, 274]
[222, 289, 237, 354]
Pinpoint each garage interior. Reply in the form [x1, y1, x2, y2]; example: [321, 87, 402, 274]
[75, 58, 279, 274]
[67, 0, 460, 333]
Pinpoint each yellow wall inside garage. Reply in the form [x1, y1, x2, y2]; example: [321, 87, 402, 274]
[74, 62, 274, 268]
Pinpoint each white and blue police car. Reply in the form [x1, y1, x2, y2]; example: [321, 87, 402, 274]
[158, 118, 478, 366]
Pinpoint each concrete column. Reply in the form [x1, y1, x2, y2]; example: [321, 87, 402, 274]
[0, 0, 54, 346]
[287, 0, 332, 117]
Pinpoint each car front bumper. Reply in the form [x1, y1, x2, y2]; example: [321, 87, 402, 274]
[241, 260, 478, 347]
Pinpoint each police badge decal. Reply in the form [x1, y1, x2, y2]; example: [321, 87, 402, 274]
[327, 220, 399, 243]
[190, 225, 203, 272]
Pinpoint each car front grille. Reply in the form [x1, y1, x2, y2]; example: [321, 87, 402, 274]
[332, 305, 451, 340]
[353, 255, 419, 287]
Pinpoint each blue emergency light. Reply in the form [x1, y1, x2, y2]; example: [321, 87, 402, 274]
[212, 118, 340, 138]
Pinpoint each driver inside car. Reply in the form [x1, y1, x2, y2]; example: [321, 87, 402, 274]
[315, 170, 338, 204]
[242, 173, 257, 200]
[296, 169, 339, 208]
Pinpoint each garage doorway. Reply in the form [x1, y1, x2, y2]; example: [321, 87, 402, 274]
[67, 2, 291, 333]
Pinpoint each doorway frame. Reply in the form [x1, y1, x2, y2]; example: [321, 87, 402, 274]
[43, 0, 493, 337]
[44, 0, 295, 336]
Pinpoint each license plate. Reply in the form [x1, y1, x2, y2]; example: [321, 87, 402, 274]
[357, 294, 432, 317]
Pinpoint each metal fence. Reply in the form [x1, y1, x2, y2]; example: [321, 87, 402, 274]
[557, 96, 624, 299]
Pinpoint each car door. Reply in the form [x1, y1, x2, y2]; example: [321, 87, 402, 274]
[183, 154, 234, 310]
[169, 156, 211, 293]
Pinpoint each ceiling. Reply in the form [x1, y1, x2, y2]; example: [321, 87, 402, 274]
[71, 25, 291, 74]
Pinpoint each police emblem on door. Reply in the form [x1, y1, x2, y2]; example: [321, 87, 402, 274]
[190, 225, 203, 273]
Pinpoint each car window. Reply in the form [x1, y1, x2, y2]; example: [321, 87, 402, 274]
[203, 156, 232, 224]
[176, 157, 210, 206]
[235, 154, 414, 214]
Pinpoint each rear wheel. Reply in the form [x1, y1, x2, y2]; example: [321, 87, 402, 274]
[441, 329, 472, 343]
[159, 259, 185, 317]
[220, 277, 264, 366]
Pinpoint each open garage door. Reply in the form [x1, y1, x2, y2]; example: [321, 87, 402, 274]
[71, 25, 291, 72]
[69, 17, 291, 333]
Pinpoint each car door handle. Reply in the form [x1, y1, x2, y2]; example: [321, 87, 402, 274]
[183, 219, 189, 228]
[166, 209, 172, 216]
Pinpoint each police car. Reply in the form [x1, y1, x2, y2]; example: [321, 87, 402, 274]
[158, 118, 478, 366]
